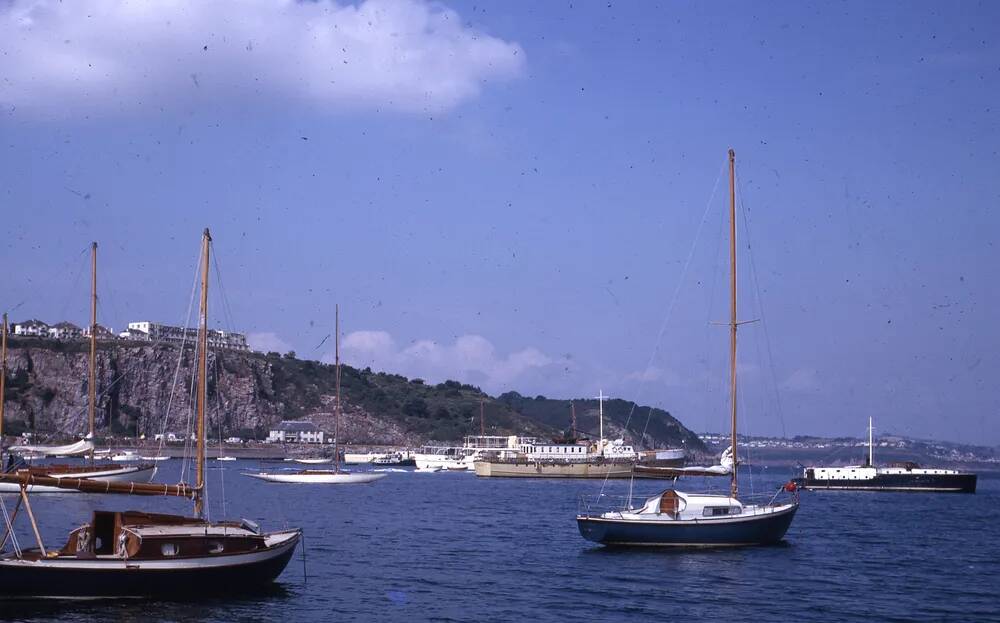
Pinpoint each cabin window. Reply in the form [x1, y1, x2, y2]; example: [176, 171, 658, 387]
[161, 543, 179, 556]
[703, 506, 735, 517]
[208, 541, 224, 554]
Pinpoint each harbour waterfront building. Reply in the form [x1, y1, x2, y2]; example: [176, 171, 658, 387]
[267, 421, 327, 444]
[122, 321, 250, 351]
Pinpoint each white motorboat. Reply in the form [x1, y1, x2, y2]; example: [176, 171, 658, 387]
[291, 458, 333, 465]
[216, 456, 237, 462]
[415, 466, 442, 473]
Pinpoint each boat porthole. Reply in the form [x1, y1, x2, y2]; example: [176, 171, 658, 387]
[208, 541, 224, 554]
[161, 543, 179, 556]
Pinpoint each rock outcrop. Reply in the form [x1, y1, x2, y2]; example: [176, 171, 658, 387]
[1, 338, 706, 453]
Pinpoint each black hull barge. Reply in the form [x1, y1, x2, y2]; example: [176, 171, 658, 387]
[794, 465, 976, 493]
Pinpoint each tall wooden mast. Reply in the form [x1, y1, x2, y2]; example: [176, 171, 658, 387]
[1, 313, 7, 461]
[88, 242, 98, 463]
[334, 304, 341, 474]
[480, 398, 485, 436]
[194, 229, 211, 518]
[728, 148, 739, 498]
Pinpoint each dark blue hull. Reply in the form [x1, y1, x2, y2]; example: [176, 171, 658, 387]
[577, 504, 798, 547]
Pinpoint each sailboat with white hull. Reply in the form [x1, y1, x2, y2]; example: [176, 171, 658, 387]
[577, 150, 799, 547]
[0, 244, 157, 493]
[0, 229, 301, 598]
[244, 305, 385, 485]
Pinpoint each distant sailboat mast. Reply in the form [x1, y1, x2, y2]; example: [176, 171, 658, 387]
[480, 398, 485, 436]
[88, 242, 98, 464]
[596, 390, 606, 455]
[868, 416, 874, 467]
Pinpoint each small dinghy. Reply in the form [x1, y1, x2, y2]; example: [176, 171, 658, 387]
[415, 466, 442, 473]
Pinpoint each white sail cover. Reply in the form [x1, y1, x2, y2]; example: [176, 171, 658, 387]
[674, 445, 734, 475]
[635, 445, 734, 477]
[8, 439, 94, 457]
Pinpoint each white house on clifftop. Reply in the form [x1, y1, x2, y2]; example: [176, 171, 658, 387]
[267, 421, 327, 444]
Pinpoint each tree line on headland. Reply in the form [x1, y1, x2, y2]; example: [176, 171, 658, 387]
[0, 337, 707, 453]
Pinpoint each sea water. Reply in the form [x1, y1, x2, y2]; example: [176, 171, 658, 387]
[3, 461, 998, 622]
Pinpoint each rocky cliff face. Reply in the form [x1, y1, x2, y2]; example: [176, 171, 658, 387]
[1, 338, 706, 452]
[2, 340, 287, 440]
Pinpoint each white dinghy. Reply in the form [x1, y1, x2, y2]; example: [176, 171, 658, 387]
[291, 458, 333, 465]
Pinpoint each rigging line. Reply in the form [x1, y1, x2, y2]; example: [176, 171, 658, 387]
[736, 172, 787, 439]
[737, 379, 755, 498]
[0, 494, 21, 559]
[629, 160, 726, 443]
[212, 357, 227, 519]
[6, 244, 89, 323]
[169, 244, 202, 483]
[38, 320, 201, 441]
[210, 244, 239, 335]
[181, 331, 200, 486]
[698, 191, 728, 437]
[598, 158, 727, 498]
[102, 276, 126, 341]
[53, 248, 90, 328]
[154, 241, 202, 457]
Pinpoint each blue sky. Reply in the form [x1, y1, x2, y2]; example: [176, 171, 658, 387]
[1, 1, 997, 444]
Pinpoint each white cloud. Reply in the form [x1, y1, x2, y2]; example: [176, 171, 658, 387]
[247, 331, 292, 353]
[334, 330, 552, 390]
[0, 0, 525, 115]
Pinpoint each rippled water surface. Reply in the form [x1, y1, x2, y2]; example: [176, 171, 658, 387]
[3, 462, 999, 622]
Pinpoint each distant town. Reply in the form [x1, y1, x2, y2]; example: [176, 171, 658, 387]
[699, 432, 1000, 467]
[6, 318, 249, 351]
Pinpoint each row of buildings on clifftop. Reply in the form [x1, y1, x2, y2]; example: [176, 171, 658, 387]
[6, 319, 250, 352]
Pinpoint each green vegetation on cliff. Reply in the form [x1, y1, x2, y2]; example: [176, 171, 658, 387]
[1, 337, 706, 451]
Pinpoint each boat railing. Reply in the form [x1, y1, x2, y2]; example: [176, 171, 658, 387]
[577, 493, 641, 517]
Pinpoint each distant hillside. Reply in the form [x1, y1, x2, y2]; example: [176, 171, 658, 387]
[0, 337, 705, 451]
